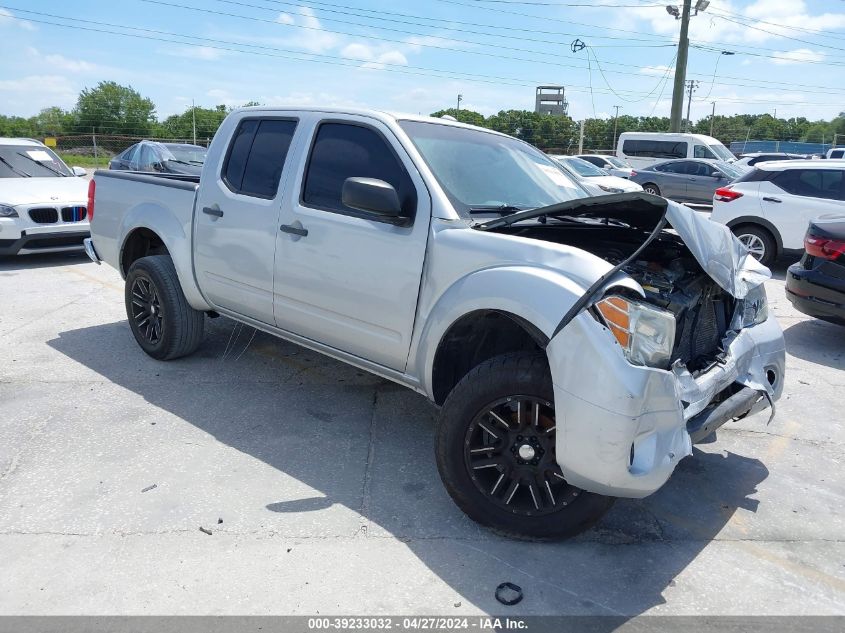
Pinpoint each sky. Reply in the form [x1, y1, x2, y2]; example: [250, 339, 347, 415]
[1, 0, 844, 123]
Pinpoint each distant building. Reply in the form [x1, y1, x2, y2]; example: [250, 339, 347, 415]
[535, 86, 568, 116]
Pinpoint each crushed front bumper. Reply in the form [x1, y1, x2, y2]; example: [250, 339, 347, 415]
[547, 312, 785, 498]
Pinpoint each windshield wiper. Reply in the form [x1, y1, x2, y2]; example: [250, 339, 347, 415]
[16, 152, 66, 177]
[468, 204, 529, 216]
[0, 155, 31, 177]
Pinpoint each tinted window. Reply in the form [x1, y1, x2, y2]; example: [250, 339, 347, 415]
[734, 168, 773, 184]
[303, 122, 416, 217]
[622, 139, 687, 159]
[659, 161, 692, 174]
[773, 169, 844, 200]
[223, 119, 258, 191]
[579, 156, 604, 167]
[223, 119, 296, 198]
[830, 150, 844, 159]
[138, 145, 157, 170]
[693, 144, 717, 159]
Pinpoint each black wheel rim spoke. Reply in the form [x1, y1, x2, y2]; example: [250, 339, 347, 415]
[130, 276, 163, 344]
[464, 396, 581, 517]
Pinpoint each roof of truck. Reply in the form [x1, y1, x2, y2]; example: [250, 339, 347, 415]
[232, 105, 505, 135]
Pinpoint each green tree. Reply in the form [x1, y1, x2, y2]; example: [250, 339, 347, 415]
[72, 81, 156, 135]
[429, 108, 486, 126]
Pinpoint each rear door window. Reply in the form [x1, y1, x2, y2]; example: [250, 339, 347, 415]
[223, 118, 297, 198]
[302, 122, 416, 219]
[773, 169, 845, 200]
[622, 139, 687, 159]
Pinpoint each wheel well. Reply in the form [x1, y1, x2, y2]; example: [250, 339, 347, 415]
[431, 310, 548, 405]
[121, 228, 169, 277]
[726, 217, 783, 253]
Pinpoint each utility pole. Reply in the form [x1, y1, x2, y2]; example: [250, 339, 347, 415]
[709, 101, 716, 136]
[456, 94, 463, 113]
[578, 119, 585, 154]
[669, 0, 692, 132]
[612, 105, 621, 151]
[684, 80, 699, 132]
[192, 99, 197, 145]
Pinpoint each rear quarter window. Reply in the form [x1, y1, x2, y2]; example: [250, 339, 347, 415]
[222, 118, 297, 198]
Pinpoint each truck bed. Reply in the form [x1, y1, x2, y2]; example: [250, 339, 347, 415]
[90, 170, 200, 281]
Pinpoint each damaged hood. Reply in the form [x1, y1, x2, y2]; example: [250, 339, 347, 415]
[663, 199, 770, 298]
[477, 192, 770, 299]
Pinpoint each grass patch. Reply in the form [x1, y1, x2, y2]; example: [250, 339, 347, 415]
[56, 153, 112, 169]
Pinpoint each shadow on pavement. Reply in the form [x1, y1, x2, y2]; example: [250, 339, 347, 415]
[782, 319, 845, 369]
[0, 251, 89, 271]
[48, 316, 769, 616]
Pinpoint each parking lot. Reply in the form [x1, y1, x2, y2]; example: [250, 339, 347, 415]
[1, 251, 843, 616]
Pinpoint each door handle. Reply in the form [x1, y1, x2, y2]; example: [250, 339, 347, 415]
[762, 197, 782, 203]
[280, 224, 308, 237]
[202, 206, 224, 217]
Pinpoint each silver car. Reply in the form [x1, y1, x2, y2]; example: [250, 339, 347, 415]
[631, 158, 745, 205]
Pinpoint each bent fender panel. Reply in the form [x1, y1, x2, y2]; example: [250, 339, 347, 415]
[119, 203, 210, 311]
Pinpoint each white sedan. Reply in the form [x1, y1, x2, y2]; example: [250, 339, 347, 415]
[551, 155, 643, 195]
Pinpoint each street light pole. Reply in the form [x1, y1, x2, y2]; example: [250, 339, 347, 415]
[684, 80, 699, 132]
[457, 94, 463, 113]
[669, 0, 693, 132]
[709, 101, 716, 137]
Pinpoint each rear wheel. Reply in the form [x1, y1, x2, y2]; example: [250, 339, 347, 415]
[642, 183, 661, 196]
[733, 224, 777, 267]
[435, 352, 616, 540]
[125, 255, 204, 360]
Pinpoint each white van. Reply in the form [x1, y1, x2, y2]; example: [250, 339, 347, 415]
[617, 132, 735, 168]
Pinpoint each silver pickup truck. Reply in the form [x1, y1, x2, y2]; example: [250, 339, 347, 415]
[85, 107, 785, 540]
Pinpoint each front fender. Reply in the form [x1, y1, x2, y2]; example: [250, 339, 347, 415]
[120, 203, 210, 311]
[411, 265, 640, 399]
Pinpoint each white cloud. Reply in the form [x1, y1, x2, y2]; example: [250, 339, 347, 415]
[161, 45, 224, 61]
[273, 6, 339, 54]
[0, 8, 35, 31]
[26, 47, 98, 73]
[771, 48, 826, 65]
[340, 43, 374, 61]
[639, 64, 674, 77]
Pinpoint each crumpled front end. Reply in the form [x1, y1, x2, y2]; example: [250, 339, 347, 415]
[547, 311, 784, 498]
[544, 198, 785, 499]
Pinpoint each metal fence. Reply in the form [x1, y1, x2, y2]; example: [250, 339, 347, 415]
[51, 134, 212, 161]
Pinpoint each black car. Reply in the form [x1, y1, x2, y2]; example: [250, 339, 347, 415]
[109, 141, 206, 176]
[786, 214, 845, 325]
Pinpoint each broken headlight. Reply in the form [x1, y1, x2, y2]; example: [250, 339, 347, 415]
[595, 296, 676, 369]
[740, 284, 768, 327]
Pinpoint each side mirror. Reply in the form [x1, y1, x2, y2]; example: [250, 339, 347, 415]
[342, 177, 408, 225]
[712, 171, 724, 179]
[72, 166, 87, 177]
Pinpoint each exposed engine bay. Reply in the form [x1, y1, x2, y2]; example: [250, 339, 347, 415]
[489, 222, 736, 372]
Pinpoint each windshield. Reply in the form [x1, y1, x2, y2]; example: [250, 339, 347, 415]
[398, 120, 585, 215]
[559, 156, 607, 177]
[709, 144, 735, 162]
[717, 161, 745, 179]
[162, 144, 207, 164]
[605, 156, 629, 169]
[0, 145, 72, 178]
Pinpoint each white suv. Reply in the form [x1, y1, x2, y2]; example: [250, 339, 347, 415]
[0, 138, 90, 257]
[710, 160, 845, 266]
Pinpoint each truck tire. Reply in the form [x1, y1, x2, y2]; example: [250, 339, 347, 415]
[125, 254, 204, 360]
[732, 224, 777, 267]
[435, 352, 615, 540]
